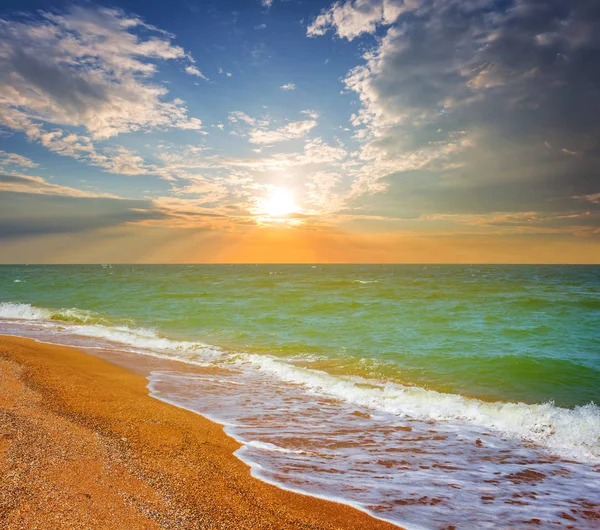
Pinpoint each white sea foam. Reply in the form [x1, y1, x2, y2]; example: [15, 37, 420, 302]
[68, 324, 218, 356]
[239, 354, 600, 463]
[0, 302, 107, 325]
[0, 302, 51, 320]
[246, 440, 306, 454]
[2, 301, 599, 463]
[0, 302, 221, 362]
[150, 367, 600, 530]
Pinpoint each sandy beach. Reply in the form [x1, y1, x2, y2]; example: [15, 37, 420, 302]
[0, 336, 399, 530]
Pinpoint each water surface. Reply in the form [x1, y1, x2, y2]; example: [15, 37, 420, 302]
[1, 264, 599, 528]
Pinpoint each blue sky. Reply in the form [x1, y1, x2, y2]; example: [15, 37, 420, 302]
[1, 0, 599, 262]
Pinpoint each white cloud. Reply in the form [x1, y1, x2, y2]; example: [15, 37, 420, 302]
[185, 65, 208, 80]
[300, 138, 346, 164]
[307, 0, 412, 40]
[280, 83, 296, 91]
[228, 111, 257, 126]
[249, 120, 317, 144]
[0, 5, 203, 141]
[261, 0, 274, 7]
[171, 177, 229, 203]
[301, 109, 321, 119]
[0, 151, 39, 169]
[98, 146, 152, 176]
[305, 171, 344, 212]
[21, 127, 161, 177]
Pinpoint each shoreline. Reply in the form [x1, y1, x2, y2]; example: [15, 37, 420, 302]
[0, 335, 401, 529]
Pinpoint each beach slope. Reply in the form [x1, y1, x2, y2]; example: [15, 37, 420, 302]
[0, 336, 399, 530]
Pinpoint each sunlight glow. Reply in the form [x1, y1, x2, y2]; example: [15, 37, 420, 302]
[258, 188, 299, 219]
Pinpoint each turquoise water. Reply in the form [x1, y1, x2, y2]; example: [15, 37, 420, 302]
[1, 264, 599, 407]
[1, 264, 600, 529]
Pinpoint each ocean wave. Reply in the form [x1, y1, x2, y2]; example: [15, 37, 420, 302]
[0, 302, 119, 326]
[2, 301, 599, 463]
[0, 302, 108, 324]
[240, 354, 600, 463]
[66, 324, 222, 358]
[0, 302, 222, 362]
[0, 302, 51, 320]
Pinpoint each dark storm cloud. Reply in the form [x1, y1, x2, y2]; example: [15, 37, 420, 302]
[0, 193, 168, 239]
[337, 0, 600, 223]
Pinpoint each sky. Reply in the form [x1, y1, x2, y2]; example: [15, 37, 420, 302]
[1, 0, 599, 263]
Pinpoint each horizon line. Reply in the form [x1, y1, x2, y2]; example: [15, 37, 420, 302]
[1, 263, 599, 266]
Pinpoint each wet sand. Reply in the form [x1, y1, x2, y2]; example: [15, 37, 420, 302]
[0, 336, 400, 529]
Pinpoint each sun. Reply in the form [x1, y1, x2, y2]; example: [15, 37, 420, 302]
[258, 188, 299, 219]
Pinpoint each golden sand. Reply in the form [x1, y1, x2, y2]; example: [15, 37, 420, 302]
[0, 336, 400, 529]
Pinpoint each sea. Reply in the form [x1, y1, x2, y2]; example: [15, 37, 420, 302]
[1, 264, 599, 529]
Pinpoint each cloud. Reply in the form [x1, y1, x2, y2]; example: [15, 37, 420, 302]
[309, 0, 600, 232]
[301, 109, 320, 119]
[261, 0, 274, 8]
[249, 120, 317, 144]
[0, 192, 159, 239]
[227, 110, 319, 146]
[301, 138, 346, 164]
[98, 146, 154, 176]
[185, 65, 208, 80]
[146, 133, 356, 226]
[0, 173, 118, 198]
[138, 196, 241, 229]
[0, 151, 38, 169]
[280, 83, 296, 91]
[581, 194, 600, 204]
[305, 171, 344, 212]
[416, 211, 600, 237]
[159, 136, 345, 174]
[26, 129, 159, 176]
[307, 0, 411, 40]
[228, 111, 257, 126]
[0, 5, 202, 141]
